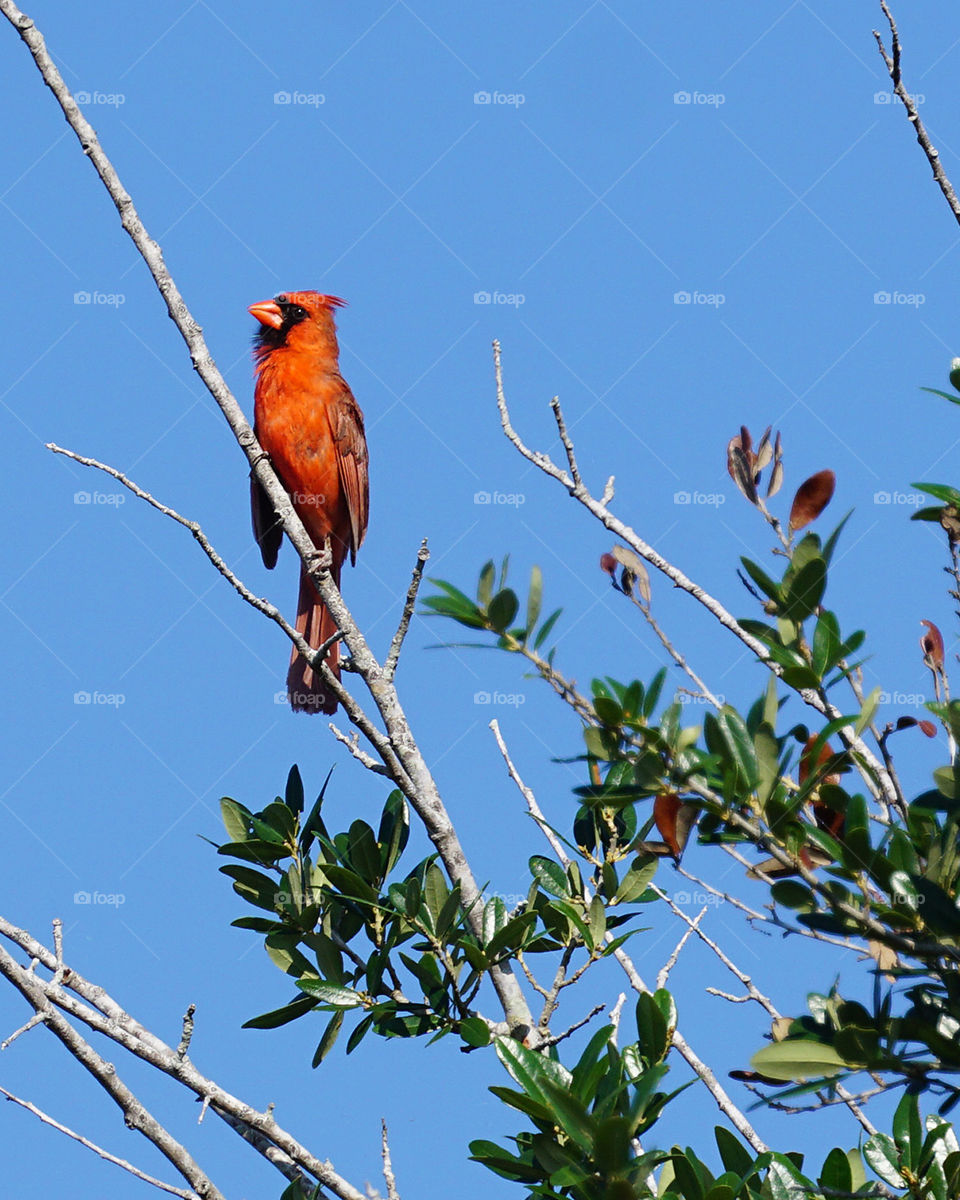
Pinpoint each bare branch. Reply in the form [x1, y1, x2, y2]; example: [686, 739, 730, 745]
[0, 0, 536, 1037]
[489, 719, 571, 867]
[656, 906, 706, 989]
[0, 941, 226, 1199]
[539, 1002, 606, 1048]
[874, 1, 960, 224]
[384, 540, 429, 680]
[0, 916, 367, 1200]
[380, 1120, 400, 1200]
[493, 341, 899, 810]
[0, 1085, 197, 1199]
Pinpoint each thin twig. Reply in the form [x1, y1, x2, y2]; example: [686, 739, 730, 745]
[874, 1, 960, 224]
[1, 0, 535, 1040]
[384, 540, 429, 681]
[0, 942, 226, 1199]
[656, 906, 706, 989]
[177, 1003, 195, 1060]
[0, 1086, 198, 1199]
[380, 1120, 400, 1200]
[539, 1003, 606, 1048]
[492, 341, 899, 811]
[489, 719, 570, 866]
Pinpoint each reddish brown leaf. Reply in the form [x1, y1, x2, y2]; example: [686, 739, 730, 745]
[600, 552, 617, 578]
[653, 794, 698, 862]
[895, 716, 917, 731]
[920, 620, 945, 671]
[788, 469, 835, 531]
[653, 793, 682, 859]
[918, 719, 937, 738]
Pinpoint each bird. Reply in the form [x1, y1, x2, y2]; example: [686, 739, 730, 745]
[248, 291, 369, 714]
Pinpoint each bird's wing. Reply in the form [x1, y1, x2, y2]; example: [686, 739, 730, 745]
[332, 379, 369, 564]
[250, 426, 283, 569]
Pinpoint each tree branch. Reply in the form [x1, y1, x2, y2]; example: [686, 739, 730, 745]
[0, 0, 535, 1038]
[874, 1, 960, 224]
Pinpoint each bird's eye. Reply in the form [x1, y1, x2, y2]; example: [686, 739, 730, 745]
[289, 305, 308, 321]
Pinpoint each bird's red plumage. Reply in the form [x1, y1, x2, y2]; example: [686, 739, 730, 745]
[249, 291, 369, 714]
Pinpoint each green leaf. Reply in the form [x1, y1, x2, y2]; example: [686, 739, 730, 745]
[817, 1146, 852, 1192]
[478, 560, 495, 606]
[615, 857, 657, 903]
[459, 1016, 491, 1048]
[494, 1038, 593, 1152]
[312, 1010, 345, 1066]
[534, 607, 563, 650]
[377, 790, 409, 876]
[242, 994, 318, 1029]
[781, 557, 826, 623]
[529, 856, 569, 897]
[587, 894, 606, 950]
[912, 481, 960, 506]
[749, 1040, 848, 1081]
[812, 611, 841, 678]
[296, 980, 365, 1008]
[893, 1092, 922, 1172]
[740, 556, 781, 602]
[488, 588, 519, 633]
[285, 765, 304, 817]
[863, 1132, 904, 1188]
[525, 565, 543, 639]
[854, 686, 881, 736]
[715, 1127, 753, 1177]
[264, 935, 316, 980]
[220, 798, 252, 843]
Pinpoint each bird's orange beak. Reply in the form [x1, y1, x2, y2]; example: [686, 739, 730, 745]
[248, 299, 284, 330]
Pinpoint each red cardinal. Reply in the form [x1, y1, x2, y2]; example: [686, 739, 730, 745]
[249, 291, 369, 714]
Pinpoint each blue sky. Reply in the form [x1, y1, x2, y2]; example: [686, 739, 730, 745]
[2, 1, 960, 1196]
